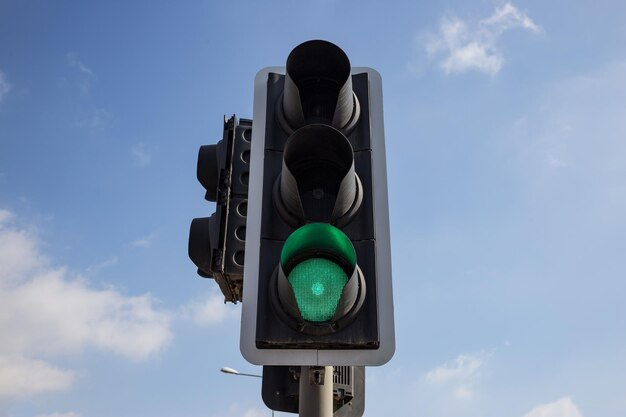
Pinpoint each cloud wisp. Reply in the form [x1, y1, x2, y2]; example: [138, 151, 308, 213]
[423, 351, 491, 400]
[67, 53, 94, 77]
[506, 59, 626, 227]
[131, 232, 158, 248]
[66, 53, 95, 94]
[180, 290, 238, 327]
[406, 351, 492, 417]
[424, 3, 541, 75]
[0, 70, 11, 103]
[131, 143, 153, 167]
[64, 52, 113, 133]
[35, 413, 82, 417]
[521, 397, 584, 417]
[0, 356, 75, 398]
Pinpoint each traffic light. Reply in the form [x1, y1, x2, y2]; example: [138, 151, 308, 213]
[240, 40, 394, 366]
[188, 116, 251, 302]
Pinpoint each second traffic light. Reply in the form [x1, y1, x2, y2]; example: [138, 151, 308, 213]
[188, 116, 251, 302]
[241, 40, 394, 366]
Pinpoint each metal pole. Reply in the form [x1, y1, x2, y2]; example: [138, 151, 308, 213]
[298, 366, 333, 417]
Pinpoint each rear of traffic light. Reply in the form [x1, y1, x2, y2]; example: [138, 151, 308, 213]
[241, 40, 394, 365]
[188, 116, 251, 302]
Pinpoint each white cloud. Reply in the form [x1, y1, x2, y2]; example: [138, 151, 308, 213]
[35, 413, 82, 417]
[424, 352, 490, 400]
[482, 3, 541, 34]
[0, 355, 75, 398]
[424, 3, 540, 75]
[0, 70, 11, 102]
[405, 351, 491, 417]
[131, 143, 153, 167]
[180, 290, 238, 326]
[131, 232, 157, 248]
[0, 209, 13, 223]
[0, 210, 234, 401]
[521, 397, 583, 417]
[2, 271, 173, 360]
[0, 210, 172, 398]
[0, 219, 44, 285]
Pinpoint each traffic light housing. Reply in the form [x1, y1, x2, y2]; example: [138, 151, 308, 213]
[240, 40, 394, 366]
[188, 116, 251, 302]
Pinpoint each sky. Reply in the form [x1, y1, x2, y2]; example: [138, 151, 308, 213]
[1, 1, 626, 416]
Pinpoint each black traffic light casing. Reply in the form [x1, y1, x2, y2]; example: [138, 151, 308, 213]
[256, 71, 376, 346]
[241, 41, 394, 366]
[188, 116, 251, 302]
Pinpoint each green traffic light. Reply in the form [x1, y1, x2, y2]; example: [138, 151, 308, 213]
[280, 223, 356, 323]
[288, 258, 348, 322]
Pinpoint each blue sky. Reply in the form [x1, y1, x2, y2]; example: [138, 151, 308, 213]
[1, 1, 626, 416]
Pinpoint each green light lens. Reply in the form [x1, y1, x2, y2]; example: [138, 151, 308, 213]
[288, 258, 348, 322]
